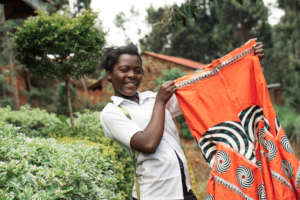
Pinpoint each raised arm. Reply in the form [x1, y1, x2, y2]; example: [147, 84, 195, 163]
[130, 81, 176, 154]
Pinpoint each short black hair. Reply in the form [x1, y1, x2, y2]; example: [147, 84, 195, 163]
[100, 43, 142, 72]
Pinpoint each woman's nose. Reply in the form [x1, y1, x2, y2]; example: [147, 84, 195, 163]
[127, 70, 135, 77]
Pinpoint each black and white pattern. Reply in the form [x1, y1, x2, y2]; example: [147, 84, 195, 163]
[282, 160, 294, 180]
[264, 140, 277, 161]
[275, 117, 280, 134]
[216, 151, 231, 173]
[199, 120, 255, 167]
[281, 135, 294, 154]
[258, 184, 267, 200]
[236, 166, 254, 188]
[205, 194, 214, 200]
[256, 159, 262, 169]
[296, 166, 300, 190]
[238, 105, 264, 143]
[258, 128, 265, 145]
[198, 105, 269, 168]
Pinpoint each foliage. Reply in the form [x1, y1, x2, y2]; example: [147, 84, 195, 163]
[269, 0, 300, 109]
[274, 105, 300, 141]
[0, 68, 13, 107]
[0, 106, 61, 138]
[46, 0, 69, 14]
[0, 18, 24, 65]
[71, 0, 92, 15]
[0, 106, 134, 198]
[13, 9, 105, 80]
[0, 122, 125, 199]
[12, 9, 106, 128]
[141, 0, 272, 64]
[0, 106, 106, 141]
[154, 67, 186, 91]
[55, 82, 78, 115]
[23, 87, 56, 110]
[114, 6, 141, 45]
[176, 115, 194, 139]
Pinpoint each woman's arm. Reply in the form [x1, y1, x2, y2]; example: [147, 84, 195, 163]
[130, 80, 176, 154]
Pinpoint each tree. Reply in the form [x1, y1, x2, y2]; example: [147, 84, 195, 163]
[13, 10, 106, 129]
[46, 0, 69, 14]
[140, 0, 272, 64]
[270, 0, 300, 109]
[114, 6, 141, 45]
[72, 0, 92, 15]
[0, 5, 24, 109]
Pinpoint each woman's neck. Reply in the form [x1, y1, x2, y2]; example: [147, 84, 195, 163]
[116, 93, 139, 103]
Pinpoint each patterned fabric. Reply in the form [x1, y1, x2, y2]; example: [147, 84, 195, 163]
[175, 39, 300, 200]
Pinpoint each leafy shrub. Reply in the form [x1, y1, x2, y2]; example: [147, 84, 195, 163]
[274, 105, 300, 140]
[23, 87, 56, 111]
[0, 122, 125, 199]
[0, 106, 134, 198]
[0, 106, 61, 137]
[176, 115, 193, 139]
[0, 98, 13, 108]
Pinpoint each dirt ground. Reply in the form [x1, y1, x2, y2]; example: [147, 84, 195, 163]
[181, 138, 300, 200]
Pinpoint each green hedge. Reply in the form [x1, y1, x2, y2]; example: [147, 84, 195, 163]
[0, 106, 134, 199]
[274, 105, 300, 140]
[0, 122, 125, 199]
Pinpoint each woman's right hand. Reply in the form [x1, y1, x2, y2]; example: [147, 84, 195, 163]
[156, 80, 177, 104]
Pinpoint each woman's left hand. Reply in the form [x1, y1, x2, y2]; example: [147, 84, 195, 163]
[254, 41, 264, 60]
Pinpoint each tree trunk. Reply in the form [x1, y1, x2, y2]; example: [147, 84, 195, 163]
[66, 78, 75, 130]
[24, 70, 32, 91]
[9, 44, 20, 110]
[80, 76, 89, 105]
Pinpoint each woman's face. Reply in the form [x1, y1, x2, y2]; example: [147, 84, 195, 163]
[108, 54, 143, 101]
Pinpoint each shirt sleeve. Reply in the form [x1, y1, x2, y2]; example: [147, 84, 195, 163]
[166, 94, 182, 118]
[100, 106, 142, 148]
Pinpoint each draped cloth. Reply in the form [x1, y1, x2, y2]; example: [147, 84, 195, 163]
[174, 39, 300, 200]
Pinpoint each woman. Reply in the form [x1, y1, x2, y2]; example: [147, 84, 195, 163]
[99, 42, 264, 200]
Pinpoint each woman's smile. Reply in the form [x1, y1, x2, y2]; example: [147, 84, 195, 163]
[107, 54, 143, 101]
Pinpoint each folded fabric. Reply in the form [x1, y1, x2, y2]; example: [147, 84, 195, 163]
[175, 39, 300, 200]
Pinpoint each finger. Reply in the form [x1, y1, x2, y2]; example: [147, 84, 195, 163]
[163, 80, 174, 87]
[255, 49, 264, 53]
[172, 86, 177, 92]
[167, 84, 177, 92]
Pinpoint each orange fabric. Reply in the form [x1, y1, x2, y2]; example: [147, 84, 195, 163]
[175, 40, 300, 200]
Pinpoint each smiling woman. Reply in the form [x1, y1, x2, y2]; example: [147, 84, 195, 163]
[99, 43, 197, 200]
[107, 52, 144, 101]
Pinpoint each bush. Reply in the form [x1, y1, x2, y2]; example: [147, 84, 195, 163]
[0, 106, 134, 199]
[23, 87, 56, 111]
[0, 106, 61, 137]
[0, 122, 125, 199]
[274, 105, 300, 140]
[176, 115, 194, 139]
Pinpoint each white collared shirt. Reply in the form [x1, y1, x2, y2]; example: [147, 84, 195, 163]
[100, 91, 191, 200]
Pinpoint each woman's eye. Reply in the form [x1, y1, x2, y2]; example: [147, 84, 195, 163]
[119, 67, 129, 72]
[135, 67, 143, 74]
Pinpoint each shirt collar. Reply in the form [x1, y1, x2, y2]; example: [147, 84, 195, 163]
[110, 91, 155, 106]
